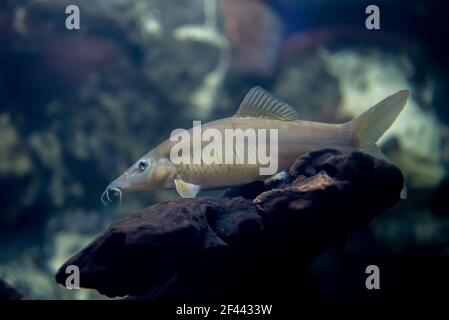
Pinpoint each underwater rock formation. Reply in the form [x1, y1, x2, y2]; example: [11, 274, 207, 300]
[0, 278, 24, 300]
[0, 0, 228, 218]
[55, 149, 404, 299]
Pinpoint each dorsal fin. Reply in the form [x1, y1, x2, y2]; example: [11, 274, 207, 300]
[234, 86, 299, 121]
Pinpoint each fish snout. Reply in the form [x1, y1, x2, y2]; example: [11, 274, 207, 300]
[101, 177, 128, 206]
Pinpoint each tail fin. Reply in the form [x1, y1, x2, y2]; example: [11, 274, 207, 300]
[347, 90, 409, 157]
[346, 90, 410, 198]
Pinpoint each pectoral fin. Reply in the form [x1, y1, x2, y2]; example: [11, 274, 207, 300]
[174, 176, 201, 198]
[266, 170, 289, 183]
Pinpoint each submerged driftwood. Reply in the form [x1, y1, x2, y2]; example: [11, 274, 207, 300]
[55, 149, 403, 299]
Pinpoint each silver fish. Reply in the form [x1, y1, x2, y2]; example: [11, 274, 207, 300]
[102, 86, 409, 204]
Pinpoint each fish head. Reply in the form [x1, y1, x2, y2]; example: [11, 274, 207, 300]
[101, 155, 175, 205]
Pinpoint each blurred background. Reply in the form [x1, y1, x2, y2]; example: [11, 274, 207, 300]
[0, 0, 448, 299]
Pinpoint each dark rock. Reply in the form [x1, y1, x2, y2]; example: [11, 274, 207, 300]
[432, 175, 449, 217]
[55, 149, 404, 299]
[0, 278, 24, 300]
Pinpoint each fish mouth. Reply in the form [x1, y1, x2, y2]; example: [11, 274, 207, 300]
[101, 186, 123, 206]
[101, 179, 127, 206]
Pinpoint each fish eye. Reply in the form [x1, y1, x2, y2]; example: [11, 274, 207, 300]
[137, 160, 148, 171]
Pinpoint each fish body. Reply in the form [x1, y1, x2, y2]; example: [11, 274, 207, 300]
[102, 86, 409, 203]
[151, 117, 353, 189]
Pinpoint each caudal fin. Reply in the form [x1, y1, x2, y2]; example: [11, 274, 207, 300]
[347, 90, 409, 156]
[346, 90, 410, 198]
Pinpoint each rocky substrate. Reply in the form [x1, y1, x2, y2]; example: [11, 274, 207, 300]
[0, 278, 24, 300]
[55, 149, 403, 299]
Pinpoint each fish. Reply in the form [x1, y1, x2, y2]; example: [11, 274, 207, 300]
[101, 86, 409, 204]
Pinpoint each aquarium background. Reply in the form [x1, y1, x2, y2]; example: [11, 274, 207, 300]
[0, 0, 448, 300]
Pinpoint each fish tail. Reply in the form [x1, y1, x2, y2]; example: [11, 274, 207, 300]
[346, 90, 410, 198]
[347, 90, 409, 157]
